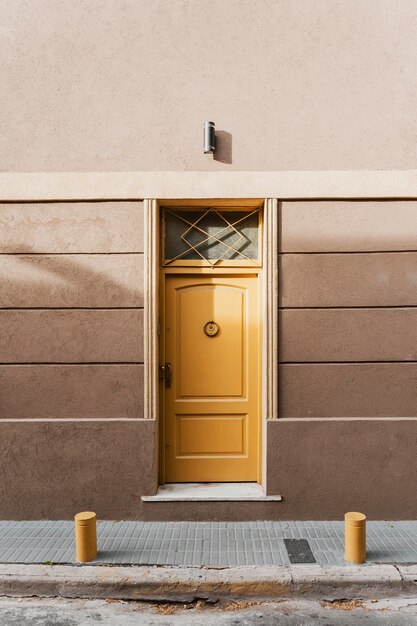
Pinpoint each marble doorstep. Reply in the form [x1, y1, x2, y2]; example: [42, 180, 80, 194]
[141, 483, 282, 502]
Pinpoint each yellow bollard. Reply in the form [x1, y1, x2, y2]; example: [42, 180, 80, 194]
[75, 511, 97, 562]
[345, 511, 366, 564]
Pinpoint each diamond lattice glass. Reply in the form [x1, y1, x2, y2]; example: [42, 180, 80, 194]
[164, 208, 260, 265]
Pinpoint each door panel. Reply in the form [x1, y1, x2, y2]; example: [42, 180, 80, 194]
[177, 284, 244, 397]
[164, 274, 260, 482]
[176, 414, 247, 455]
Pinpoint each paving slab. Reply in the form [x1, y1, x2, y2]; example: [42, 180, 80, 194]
[1, 521, 417, 567]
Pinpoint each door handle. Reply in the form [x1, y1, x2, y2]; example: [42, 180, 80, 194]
[165, 363, 172, 388]
[159, 363, 172, 388]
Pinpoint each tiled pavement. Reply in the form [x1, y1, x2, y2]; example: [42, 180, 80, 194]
[0, 521, 416, 567]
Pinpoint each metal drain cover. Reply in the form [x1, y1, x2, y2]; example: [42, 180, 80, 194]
[284, 538, 316, 564]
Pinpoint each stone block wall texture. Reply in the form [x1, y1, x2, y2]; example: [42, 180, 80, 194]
[1, 0, 417, 172]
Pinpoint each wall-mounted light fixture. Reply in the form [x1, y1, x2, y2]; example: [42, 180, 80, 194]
[204, 121, 215, 154]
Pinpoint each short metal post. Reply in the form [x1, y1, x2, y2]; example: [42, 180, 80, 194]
[75, 511, 97, 562]
[345, 511, 366, 563]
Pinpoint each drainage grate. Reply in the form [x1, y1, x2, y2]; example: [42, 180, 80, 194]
[284, 538, 316, 564]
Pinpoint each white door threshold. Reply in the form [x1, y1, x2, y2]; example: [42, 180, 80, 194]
[141, 483, 282, 502]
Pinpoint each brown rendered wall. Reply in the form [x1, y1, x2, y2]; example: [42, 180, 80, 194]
[266, 419, 417, 520]
[2, 200, 417, 520]
[274, 200, 417, 519]
[1, 1, 417, 173]
[0, 421, 156, 520]
[0, 201, 158, 520]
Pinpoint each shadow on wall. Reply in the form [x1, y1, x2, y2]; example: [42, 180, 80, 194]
[213, 130, 232, 164]
[0, 246, 143, 308]
[0, 246, 154, 518]
[0, 246, 144, 418]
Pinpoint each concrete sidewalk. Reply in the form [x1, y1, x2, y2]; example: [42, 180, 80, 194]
[1, 520, 417, 567]
[1, 521, 417, 602]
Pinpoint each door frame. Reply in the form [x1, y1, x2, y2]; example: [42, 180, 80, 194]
[143, 198, 278, 491]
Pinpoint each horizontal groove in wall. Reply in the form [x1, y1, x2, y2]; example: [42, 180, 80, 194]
[0, 307, 143, 311]
[0, 252, 144, 256]
[279, 249, 417, 255]
[280, 361, 417, 366]
[279, 197, 417, 202]
[4, 196, 415, 203]
[280, 198, 417, 203]
[0, 362, 144, 366]
[277, 417, 417, 422]
[0, 199, 146, 205]
[279, 305, 417, 310]
[279, 360, 417, 365]
[0, 418, 149, 422]
[0, 363, 144, 367]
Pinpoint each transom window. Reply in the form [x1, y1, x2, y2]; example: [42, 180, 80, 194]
[162, 207, 262, 267]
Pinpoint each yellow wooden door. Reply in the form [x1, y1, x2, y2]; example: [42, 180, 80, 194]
[164, 274, 260, 482]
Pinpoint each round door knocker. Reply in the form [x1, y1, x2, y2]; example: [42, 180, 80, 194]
[204, 320, 219, 337]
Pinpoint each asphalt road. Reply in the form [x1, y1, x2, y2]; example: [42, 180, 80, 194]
[1, 596, 417, 625]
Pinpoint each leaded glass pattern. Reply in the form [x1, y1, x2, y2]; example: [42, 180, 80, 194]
[163, 208, 261, 266]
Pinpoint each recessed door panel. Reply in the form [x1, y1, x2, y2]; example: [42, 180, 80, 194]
[164, 274, 260, 482]
[177, 284, 244, 398]
[176, 415, 246, 456]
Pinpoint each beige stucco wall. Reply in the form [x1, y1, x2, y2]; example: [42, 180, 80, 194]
[2, 0, 417, 172]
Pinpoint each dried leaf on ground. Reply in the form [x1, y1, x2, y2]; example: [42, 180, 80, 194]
[223, 600, 264, 612]
[321, 599, 365, 611]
